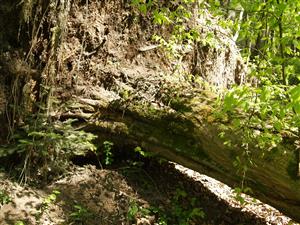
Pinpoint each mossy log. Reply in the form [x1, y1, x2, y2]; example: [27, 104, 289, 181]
[30, 0, 300, 220]
[1, 0, 299, 221]
[58, 90, 300, 221]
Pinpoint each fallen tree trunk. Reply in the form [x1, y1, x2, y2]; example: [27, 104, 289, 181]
[1, 0, 299, 222]
[57, 87, 300, 222]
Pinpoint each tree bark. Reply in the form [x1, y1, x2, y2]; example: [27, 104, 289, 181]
[58, 90, 300, 222]
[1, 0, 299, 222]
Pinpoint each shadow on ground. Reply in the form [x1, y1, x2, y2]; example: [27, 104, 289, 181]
[0, 156, 288, 225]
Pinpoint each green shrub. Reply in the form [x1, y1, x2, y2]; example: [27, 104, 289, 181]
[0, 116, 97, 180]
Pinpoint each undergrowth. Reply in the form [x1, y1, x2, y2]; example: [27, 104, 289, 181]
[0, 189, 11, 206]
[0, 116, 97, 183]
[127, 187, 205, 225]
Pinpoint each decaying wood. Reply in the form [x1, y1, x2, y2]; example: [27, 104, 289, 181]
[58, 92, 300, 221]
[1, 0, 299, 222]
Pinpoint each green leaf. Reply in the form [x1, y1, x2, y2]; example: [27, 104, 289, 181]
[289, 85, 300, 102]
[139, 4, 147, 14]
[14, 221, 25, 225]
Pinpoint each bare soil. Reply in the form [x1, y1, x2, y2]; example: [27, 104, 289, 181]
[0, 156, 295, 225]
[0, 1, 298, 225]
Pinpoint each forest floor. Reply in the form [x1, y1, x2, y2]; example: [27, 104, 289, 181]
[0, 155, 296, 225]
[0, 1, 299, 225]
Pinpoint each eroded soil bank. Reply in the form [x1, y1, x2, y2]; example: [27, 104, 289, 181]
[0, 1, 299, 224]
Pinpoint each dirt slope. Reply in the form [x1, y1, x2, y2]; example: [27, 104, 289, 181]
[0, 160, 295, 225]
[1, 0, 299, 223]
